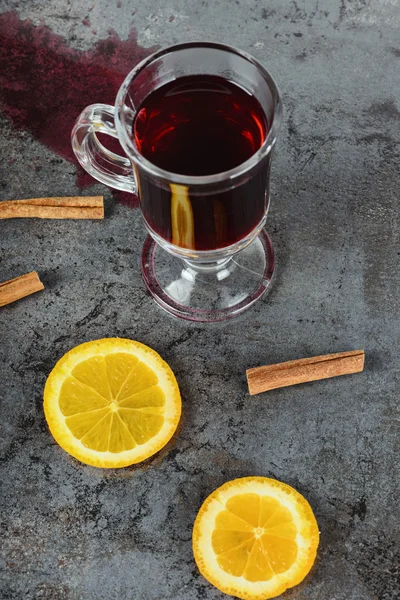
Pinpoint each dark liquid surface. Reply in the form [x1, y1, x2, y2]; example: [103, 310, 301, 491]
[134, 75, 267, 176]
[133, 75, 271, 251]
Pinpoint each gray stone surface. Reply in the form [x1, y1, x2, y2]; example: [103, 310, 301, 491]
[0, 1, 399, 599]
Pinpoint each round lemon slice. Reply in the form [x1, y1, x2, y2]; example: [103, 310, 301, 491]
[193, 477, 319, 600]
[44, 338, 181, 468]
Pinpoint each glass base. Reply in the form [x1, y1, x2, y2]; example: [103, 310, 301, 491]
[141, 231, 275, 322]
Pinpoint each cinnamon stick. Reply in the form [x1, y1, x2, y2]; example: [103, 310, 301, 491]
[246, 350, 365, 395]
[0, 271, 44, 307]
[0, 196, 104, 219]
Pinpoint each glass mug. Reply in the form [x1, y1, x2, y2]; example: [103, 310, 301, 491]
[72, 42, 282, 322]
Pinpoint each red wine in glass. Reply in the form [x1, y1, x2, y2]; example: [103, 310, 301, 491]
[133, 75, 270, 251]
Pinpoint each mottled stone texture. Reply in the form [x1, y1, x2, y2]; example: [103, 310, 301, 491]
[0, 1, 399, 599]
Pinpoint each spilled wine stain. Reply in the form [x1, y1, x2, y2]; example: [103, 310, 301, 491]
[0, 11, 157, 206]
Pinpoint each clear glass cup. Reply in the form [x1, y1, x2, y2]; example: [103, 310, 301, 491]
[71, 42, 282, 322]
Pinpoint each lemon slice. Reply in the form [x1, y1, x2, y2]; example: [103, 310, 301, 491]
[193, 477, 319, 600]
[44, 338, 181, 468]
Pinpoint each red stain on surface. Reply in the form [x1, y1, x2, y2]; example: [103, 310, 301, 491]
[0, 11, 157, 205]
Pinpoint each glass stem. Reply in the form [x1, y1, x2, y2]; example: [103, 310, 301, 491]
[182, 257, 233, 273]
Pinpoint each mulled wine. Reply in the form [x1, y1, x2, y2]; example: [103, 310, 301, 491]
[133, 75, 270, 251]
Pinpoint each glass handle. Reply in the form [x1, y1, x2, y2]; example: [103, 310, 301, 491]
[71, 103, 137, 193]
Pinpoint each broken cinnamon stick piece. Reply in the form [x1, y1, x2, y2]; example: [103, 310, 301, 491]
[246, 350, 365, 395]
[0, 196, 104, 219]
[0, 272, 44, 307]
